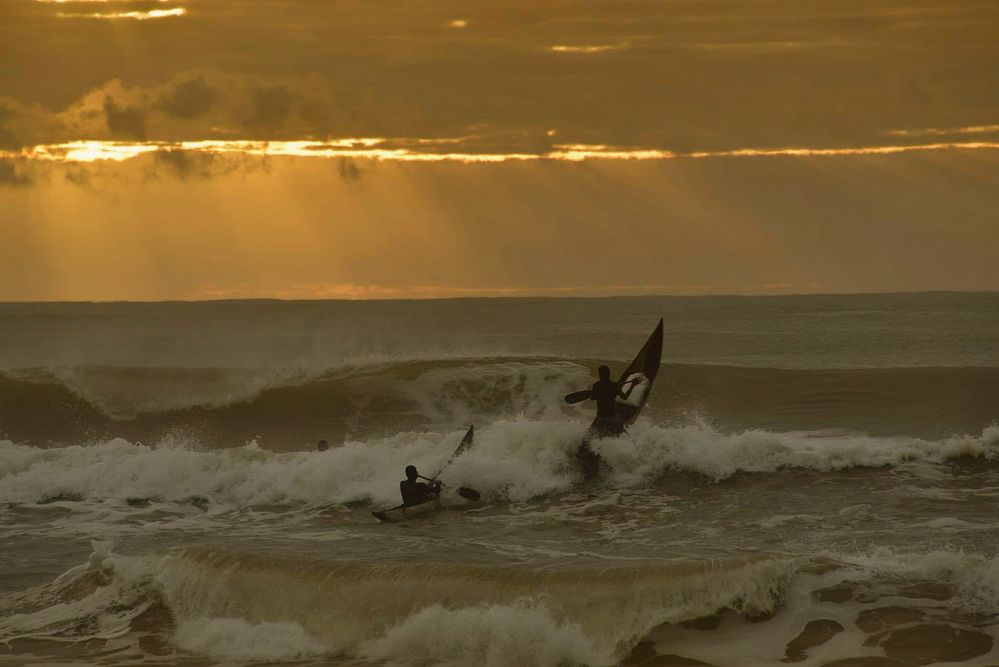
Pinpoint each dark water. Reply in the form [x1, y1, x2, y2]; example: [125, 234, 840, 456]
[2, 293, 998, 666]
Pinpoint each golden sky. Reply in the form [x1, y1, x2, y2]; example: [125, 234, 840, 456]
[1, 0, 997, 300]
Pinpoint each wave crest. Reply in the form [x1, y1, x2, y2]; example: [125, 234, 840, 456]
[4, 361, 999, 446]
[2, 423, 997, 508]
[6, 543, 999, 665]
[2, 543, 798, 664]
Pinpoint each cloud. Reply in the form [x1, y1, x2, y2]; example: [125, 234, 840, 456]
[887, 123, 999, 138]
[156, 72, 338, 137]
[549, 43, 627, 54]
[0, 71, 343, 147]
[6, 137, 997, 168]
[103, 96, 147, 139]
[3, 0, 996, 155]
[147, 148, 267, 181]
[337, 158, 362, 183]
[63, 164, 92, 187]
[249, 86, 294, 130]
[150, 149, 220, 180]
[159, 76, 217, 119]
[0, 105, 18, 149]
[55, 8, 186, 20]
[0, 98, 66, 150]
[0, 160, 33, 187]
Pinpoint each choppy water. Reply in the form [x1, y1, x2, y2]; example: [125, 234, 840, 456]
[2, 293, 998, 666]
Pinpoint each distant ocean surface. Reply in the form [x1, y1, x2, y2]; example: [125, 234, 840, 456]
[2, 293, 998, 666]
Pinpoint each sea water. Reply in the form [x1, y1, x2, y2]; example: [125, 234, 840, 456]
[1, 293, 998, 666]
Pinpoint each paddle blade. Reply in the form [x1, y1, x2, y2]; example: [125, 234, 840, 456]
[457, 487, 481, 502]
[564, 390, 592, 405]
[453, 424, 474, 457]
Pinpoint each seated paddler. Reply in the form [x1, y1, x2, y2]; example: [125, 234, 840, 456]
[400, 465, 441, 506]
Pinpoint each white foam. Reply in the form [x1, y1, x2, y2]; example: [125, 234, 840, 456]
[840, 547, 999, 613]
[361, 600, 604, 667]
[174, 617, 327, 661]
[2, 423, 996, 510]
[0, 541, 155, 642]
[646, 566, 879, 667]
[151, 549, 799, 664]
[0, 431, 484, 507]
[25, 541, 999, 667]
[599, 421, 999, 483]
[393, 361, 589, 427]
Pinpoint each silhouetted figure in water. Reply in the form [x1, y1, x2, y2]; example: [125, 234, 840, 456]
[588, 365, 640, 437]
[400, 465, 441, 506]
[317, 439, 329, 452]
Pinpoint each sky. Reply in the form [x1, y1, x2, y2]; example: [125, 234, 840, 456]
[1, 0, 997, 300]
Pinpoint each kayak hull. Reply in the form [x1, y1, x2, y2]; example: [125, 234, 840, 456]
[372, 497, 441, 522]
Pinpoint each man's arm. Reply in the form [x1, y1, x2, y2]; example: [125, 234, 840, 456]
[416, 481, 440, 499]
[617, 375, 643, 399]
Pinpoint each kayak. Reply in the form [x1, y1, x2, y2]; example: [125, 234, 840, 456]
[372, 497, 441, 522]
[578, 318, 664, 477]
[371, 425, 479, 522]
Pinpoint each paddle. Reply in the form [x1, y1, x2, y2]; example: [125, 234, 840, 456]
[419, 476, 481, 502]
[564, 377, 643, 405]
[431, 425, 474, 480]
[425, 425, 482, 502]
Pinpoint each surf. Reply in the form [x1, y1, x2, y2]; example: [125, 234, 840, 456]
[5, 542, 999, 666]
[2, 423, 996, 509]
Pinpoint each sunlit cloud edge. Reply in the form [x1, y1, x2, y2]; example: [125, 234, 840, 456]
[4, 139, 998, 164]
[35, 0, 172, 3]
[549, 43, 628, 54]
[56, 7, 185, 19]
[887, 124, 999, 137]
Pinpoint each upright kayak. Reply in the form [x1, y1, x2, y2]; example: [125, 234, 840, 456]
[577, 318, 664, 477]
[372, 425, 477, 523]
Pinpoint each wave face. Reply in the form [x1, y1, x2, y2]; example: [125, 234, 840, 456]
[0, 543, 808, 664]
[1, 293, 998, 445]
[3, 361, 999, 446]
[3, 543, 998, 666]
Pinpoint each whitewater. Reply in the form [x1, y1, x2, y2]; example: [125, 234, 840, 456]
[2, 293, 999, 666]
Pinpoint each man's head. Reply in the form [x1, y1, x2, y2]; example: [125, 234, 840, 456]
[317, 439, 328, 452]
[405, 465, 418, 480]
[598, 365, 611, 380]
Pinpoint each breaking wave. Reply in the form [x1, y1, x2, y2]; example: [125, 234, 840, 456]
[4, 542, 999, 665]
[2, 422, 996, 508]
[0, 543, 798, 665]
[2, 360, 999, 446]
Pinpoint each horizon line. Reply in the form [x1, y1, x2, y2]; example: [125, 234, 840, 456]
[2, 288, 997, 306]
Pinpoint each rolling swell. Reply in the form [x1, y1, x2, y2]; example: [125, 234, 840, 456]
[1, 543, 797, 664]
[2, 360, 998, 445]
[7, 544, 999, 665]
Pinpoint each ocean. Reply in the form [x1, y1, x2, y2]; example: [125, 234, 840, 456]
[1, 292, 998, 666]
